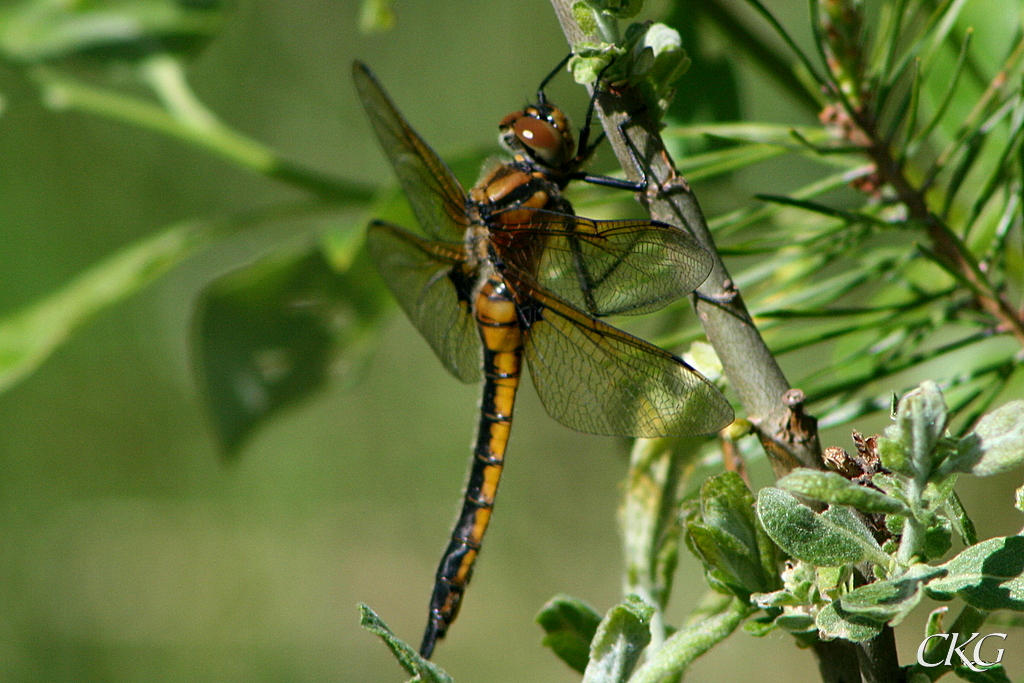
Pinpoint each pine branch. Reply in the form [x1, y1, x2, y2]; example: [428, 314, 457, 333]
[828, 22, 1024, 347]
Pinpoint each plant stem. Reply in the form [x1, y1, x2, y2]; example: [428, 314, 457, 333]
[896, 490, 926, 567]
[856, 628, 904, 683]
[30, 67, 371, 204]
[619, 437, 689, 652]
[545, 4, 912, 682]
[547, 0, 823, 477]
[627, 599, 752, 683]
[141, 54, 223, 131]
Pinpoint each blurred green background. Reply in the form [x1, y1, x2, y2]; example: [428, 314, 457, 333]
[1, 1, 1022, 682]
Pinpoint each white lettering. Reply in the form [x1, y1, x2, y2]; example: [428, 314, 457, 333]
[916, 633, 949, 667]
[945, 633, 982, 673]
[973, 633, 1007, 668]
[917, 632, 1010, 671]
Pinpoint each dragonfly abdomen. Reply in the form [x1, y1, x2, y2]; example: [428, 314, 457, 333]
[420, 274, 524, 658]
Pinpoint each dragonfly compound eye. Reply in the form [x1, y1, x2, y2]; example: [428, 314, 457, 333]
[509, 110, 574, 168]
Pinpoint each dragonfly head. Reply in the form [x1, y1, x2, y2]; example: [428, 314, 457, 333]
[499, 103, 576, 172]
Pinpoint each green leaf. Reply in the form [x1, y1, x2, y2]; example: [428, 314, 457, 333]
[687, 525, 757, 597]
[756, 488, 884, 567]
[879, 381, 950, 478]
[923, 472, 958, 505]
[926, 536, 1024, 612]
[922, 514, 953, 561]
[675, 143, 791, 183]
[783, 561, 818, 602]
[700, 473, 758, 549]
[751, 588, 798, 609]
[630, 22, 690, 89]
[581, 0, 643, 19]
[878, 434, 911, 477]
[582, 595, 653, 683]
[571, 3, 601, 38]
[357, 604, 452, 683]
[0, 0, 228, 63]
[816, 565, 846, 592]
[627, 599, 751, 683]
[947, 400, 1024, 476]
[820, 505, 885, 553]
[686, 472, 777, 596]
[774, 611, 817, 633]
[699, 473, 759, 549]
[909, 605, 993, 681]
[871, 473, 910, 505]
[577, 22, 689, 119]
[0, 220, 204, 395]
[837, 564, 946, 626]
[664, 122, 833, 148]
[570, 43, 616, 84]
[953, 662, 1013, 683]
[742, 613, 777, 637]
[537, 595, 602, 674]
[778, 468, 909, 514]
[923, 606, 946, 639]
[815, 601, 884, 642]
[194, 244, 387, 455]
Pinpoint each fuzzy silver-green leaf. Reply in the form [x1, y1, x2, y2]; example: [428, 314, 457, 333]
[925, 536, 1024, 612]
[756, 488, 878, 566]
[948, 400, 1024, 476]
[778, 469, 909, 514]
[582, 595, 653, 683]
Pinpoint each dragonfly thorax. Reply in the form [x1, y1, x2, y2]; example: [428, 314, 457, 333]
[499, 103, 576, 172]
[469, 162, 570, 227]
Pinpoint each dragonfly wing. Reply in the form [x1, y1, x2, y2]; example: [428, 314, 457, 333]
[367, 221, 481, 384]
[502, 212, 713, 317]
[353, 62, 469, 243]
[519, 290, 733, 436]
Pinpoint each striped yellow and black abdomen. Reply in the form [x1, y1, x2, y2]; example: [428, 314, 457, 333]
[420, 274, 523, 659]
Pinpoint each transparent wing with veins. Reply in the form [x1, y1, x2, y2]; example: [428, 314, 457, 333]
[366, 221, 481, 384]
[517, 287, 734, 436]
[353, 62, 469, 244]
[495, 208, 714, 317]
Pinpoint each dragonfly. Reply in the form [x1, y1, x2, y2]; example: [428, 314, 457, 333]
[352, 60, 734, 659]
